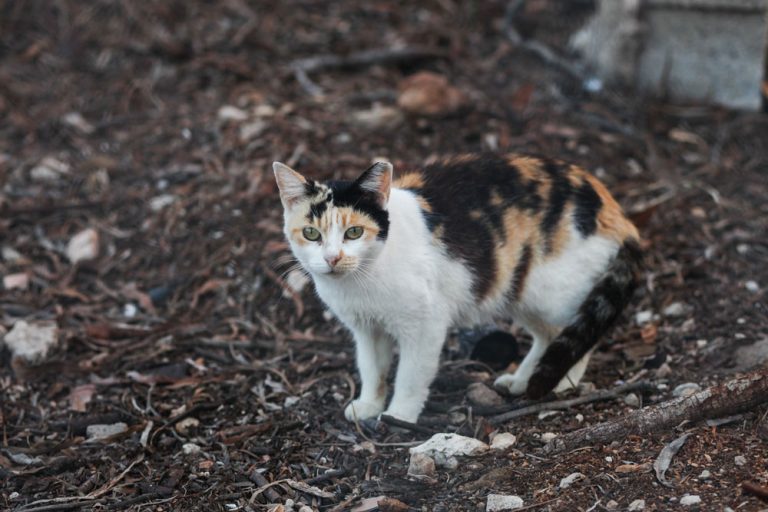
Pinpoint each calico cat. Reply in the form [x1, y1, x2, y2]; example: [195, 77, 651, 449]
[274, 154, 641, 423]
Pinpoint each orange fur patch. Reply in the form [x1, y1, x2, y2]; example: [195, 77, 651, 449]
[583, 174, 639, 242]
[394, 172, 425, 189]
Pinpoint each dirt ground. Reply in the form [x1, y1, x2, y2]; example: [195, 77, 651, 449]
[2, 1, 767, 511]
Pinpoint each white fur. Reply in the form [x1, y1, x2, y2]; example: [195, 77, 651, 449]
[285, 188, 620, 423]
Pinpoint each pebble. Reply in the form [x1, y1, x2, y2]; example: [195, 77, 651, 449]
[635, 310, 653, 325]
[698, 470, 711, 480]
[540, 432, 558, 443]
[407, 452, 436, 482]
[409, 433, 489, 469]
[486, 494, 524, 511]
[624, 393, 640, 407]
[9, 492, 20, 500]
[3, 272, 29, 291]
[86, 422, 128, 441]
[745, 280, 759, 293]
[149, 194, 177, 211]
[66, 228, 100, 264]
[559, 472, 586, 489]
[490, 432, 517, 451]
[537, 410, 561, 420]
[217, 105, 248, 121]
[2, 320, 59, 363]
[663, 302, 687, 317]
[672, 383, 701, 398]
[680, 495, 701, 506]
[575, 414, 584, 423]
[467, 382, 505, 407]
[298, 506, 313, 512]
[734, 455, 747, 466]
[350, 105, 404, 130]
[605, 500, 619, 510]
[182, 443, 202, 455]
[628, 499, 645, 511]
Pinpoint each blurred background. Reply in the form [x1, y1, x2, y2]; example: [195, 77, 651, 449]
[1, 1, 767, 510]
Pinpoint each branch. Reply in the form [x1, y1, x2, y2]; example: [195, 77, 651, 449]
[545, 369, 768, 454]
[489, 381, 652, 425]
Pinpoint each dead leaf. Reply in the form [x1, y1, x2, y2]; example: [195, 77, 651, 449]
[69, 384, 96, 412]
[654, 433, 689, 487]
[285, 479, 335, 499]
[66, 228, 100, 264]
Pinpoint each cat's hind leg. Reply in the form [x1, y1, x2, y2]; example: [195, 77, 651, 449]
[494, 323, 558, 395]
[344, 324, 395, 421]
[552, 349, 592, 393]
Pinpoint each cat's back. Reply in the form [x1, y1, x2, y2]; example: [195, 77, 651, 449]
[393, 153, 639, 303]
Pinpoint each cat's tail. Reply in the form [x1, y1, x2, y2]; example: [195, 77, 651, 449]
[526, 239, 643, 399]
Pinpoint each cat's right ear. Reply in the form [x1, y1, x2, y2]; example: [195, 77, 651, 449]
[273, 162, 307, 209]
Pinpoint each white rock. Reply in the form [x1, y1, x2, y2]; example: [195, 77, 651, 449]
[680, 495, 701, 506]
[663, 302, 687, 317]
[575, 414, 584, 423]
[86, 422, 128, 441]
[635, 310, 653, 325]
[3, 272, 29, 290]
[628, 499, 645, 511]
[605, 500, 619, 510]
[407, 452, 436, 481]
[298, 506, 313, 512]
[698, 470, 711, 480]
[745, 280, 759, 293]
[350, 105, 404, 130]
[2, 246, 24, 262]
[9, 491, 20, 500]
[3, 320, 59, 362]
[182, 443, 202, 454]
[624, 393, 640, 407]
[486, 494, 524, 511]
[490, 432, 517, 451]
[149, 194, 177, 211]
[559, 472, 586, 489]
[409, 433, 489, 469]
[62, 112, 94, 133]
[734, 455, 747, 466]
[540, 432, 558, 443]
[8, 452, 42, 465]
[217, 105, 249, 121]
[672, 383, 701, 398]
[30, 157, 70, 181]
[66, 228, 99, 263]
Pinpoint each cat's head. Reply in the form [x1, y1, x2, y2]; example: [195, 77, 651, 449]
[273, 161, 392, 278]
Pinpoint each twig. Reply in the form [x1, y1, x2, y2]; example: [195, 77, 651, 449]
[249, 470, 282, 502]
[290, 46, 448, 96]
[380, 414, 439, 435]
[304, 468, 347, 486]
[743, 481, 768, 501]
[489, 381, 652, 424]
[546, 369, 768, 454]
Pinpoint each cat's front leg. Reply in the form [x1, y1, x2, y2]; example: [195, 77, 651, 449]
[383, 322, 448, 423]
[344, 324, 394, 422]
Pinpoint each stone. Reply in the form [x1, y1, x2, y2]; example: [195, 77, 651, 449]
[680, 495, 701, 506]
[734, 338, 768, 369]
[540, 432, 558, 443]
[663, 302, 687, 317]
[698, 470, 711, 480]
[467, 382, 504, 406]
[745, 280, 759, 293]
[635, 310, 653, 325]
[3, 320, 59, 363]
[409, 433, 489, 469]
[672, 383, 701, 398]
[86, 422, 128, 441]
[734, 455, 747, 466]
[407, 452, 436, 482]
[490, 432, 517, 451]
[182, 443, 201, 454]
[624, 393, 640, 407]
[486, 494, 524, 511]
[217, 105, 249, 121]
[559, 472, 586, 489]
[3, 273, 29, 291]
[350, 105, 404, 130]
[66, 228, 100, 263]
[628, 499, 645, 511]
[605, 500, 619, 510]
[149, 194, 177, 211]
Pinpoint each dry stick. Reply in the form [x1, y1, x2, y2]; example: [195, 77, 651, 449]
[249, 470, 282, 502]
[489, 381, 652, 425]
[545, 369, 768, 454]
[290, 46, 448, 96]
[742, 481, 768, 501]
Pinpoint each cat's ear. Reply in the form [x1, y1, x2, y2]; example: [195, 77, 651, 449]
[273, 162, 308, 209]
[355, 161, 392, 208]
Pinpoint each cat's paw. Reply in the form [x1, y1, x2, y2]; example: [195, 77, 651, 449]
[344, 400, 384, 422]
[493, 373, 529, 396]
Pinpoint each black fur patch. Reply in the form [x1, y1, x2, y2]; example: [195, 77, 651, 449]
[507, 244, 533, 303]
[307, 198, 329, 220]
[526, 239, 642, 399]
[414, 154, 543, 299]
[540, 160, 572, 253]
[573, 181, 602, 237]
[325, 180, 390, 240]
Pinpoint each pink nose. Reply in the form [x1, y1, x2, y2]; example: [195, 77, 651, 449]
[325, 255, 342, 267]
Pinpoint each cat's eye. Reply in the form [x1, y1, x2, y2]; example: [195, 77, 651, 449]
[302, 227, 321, 241]
[345, 226, 364, 240]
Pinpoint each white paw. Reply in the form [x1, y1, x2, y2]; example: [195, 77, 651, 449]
[494, 373, 529, 396]
[344, 399, 384, 421]
[381, 407, 419, 424]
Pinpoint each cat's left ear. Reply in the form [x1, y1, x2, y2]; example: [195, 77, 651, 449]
[355, 161, 392, 208]
[273, 162, 308, 209]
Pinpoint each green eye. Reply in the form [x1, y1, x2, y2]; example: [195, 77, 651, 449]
[345, 226, 364, 240]
[303, 227, 321, 241]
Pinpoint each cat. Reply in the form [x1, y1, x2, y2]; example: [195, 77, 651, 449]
[274, 153, 641, 424]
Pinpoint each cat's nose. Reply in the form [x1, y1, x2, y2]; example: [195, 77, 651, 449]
[325, 254, 342, 267]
